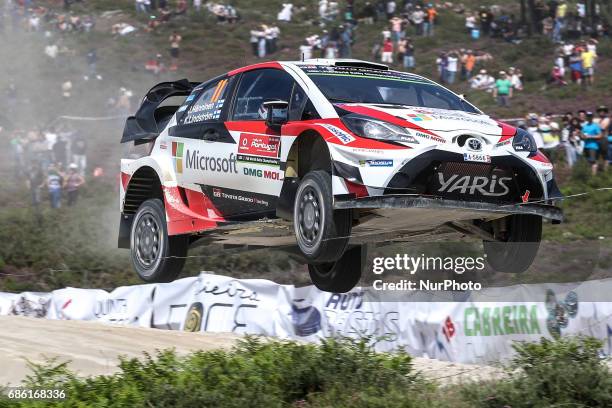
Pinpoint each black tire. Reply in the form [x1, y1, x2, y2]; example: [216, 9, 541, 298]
[130, 198, 188, 282]
[483, 214, 542, 273]
[294, 170, 351, 263]
[308, 245, 364, 293]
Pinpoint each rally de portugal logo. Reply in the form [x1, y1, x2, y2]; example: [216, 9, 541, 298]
[172, 142, 184, 174]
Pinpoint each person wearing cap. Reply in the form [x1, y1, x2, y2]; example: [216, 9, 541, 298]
[595, 106, 610, 170]
[581, 112, 602, 175]
[493, 71, 512, 107]
[64, 163, 85, 206]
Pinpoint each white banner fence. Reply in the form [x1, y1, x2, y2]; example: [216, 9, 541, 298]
[2, 273, 612, 365]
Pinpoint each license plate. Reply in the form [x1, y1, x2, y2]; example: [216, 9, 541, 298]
[463, 153, 491, 163]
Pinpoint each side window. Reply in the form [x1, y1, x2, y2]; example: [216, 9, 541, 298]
[181, 78, 230, 125]
[232, 69, 294, 121]
[288, 84, 307, 121]
[289, 85, 319, 121]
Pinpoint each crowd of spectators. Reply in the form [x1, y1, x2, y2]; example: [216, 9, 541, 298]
[250, 24, 281, 59]
[549, 39, 598, 87]
[514, 107, 611, 176]
[9, 125, 88, 209]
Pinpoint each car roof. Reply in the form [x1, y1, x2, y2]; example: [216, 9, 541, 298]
[227, 59, 430, 82]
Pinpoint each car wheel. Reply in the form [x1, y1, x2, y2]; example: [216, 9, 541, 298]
[483, 214, 542, 273]
[130, 198, 188, 282]
[308, 245, 364, 293]
[294, 170, 351, 263]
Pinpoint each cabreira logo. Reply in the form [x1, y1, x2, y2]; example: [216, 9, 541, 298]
[437, 173, 511, 196]
[185, 150, 238, 174]
[172, 142, 184, 174]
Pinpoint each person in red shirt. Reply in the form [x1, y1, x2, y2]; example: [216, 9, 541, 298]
[381, 38, 393, 63]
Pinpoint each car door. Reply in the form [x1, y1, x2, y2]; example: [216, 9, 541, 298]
[168, 76, 237, 201]
[215, 68, 296, 220]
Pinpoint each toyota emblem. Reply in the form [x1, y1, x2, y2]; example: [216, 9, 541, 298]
[466, 138, 482, 151]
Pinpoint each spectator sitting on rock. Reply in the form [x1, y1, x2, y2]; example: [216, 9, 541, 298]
[470, 69, 494, 91]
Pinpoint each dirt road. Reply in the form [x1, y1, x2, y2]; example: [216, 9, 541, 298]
[0, 316, 503, 386]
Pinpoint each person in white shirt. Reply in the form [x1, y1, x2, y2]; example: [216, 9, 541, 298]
[445, 53, 458, 84]
[508, 67, 523, 91]
[277, 3, 293, 22]
[299, 43, 312, 60]
[465, 12, 476, 33]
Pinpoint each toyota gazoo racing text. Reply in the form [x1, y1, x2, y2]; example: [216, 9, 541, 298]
[118, 59, 563, 293]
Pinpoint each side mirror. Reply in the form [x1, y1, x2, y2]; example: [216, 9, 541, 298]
[263, 99, 289, 129]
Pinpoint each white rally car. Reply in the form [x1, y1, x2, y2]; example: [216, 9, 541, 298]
[119, 59, 563, 292]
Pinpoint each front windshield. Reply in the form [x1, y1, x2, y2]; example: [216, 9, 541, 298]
[301, 65, 480, 114]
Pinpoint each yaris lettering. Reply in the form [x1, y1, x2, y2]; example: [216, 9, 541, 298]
[437, 173, 511, 196]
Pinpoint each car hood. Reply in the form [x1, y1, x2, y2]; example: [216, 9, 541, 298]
[339, 104, 505, 136]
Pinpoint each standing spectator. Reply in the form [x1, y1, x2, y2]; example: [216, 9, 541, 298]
[595, 106, 610, 171]
[193, 0, 202, 13]
[580, 46, 596, 86]
[436, 52, 447, 83]
[46, 165, 63, 209]
[381, 37, 393, 63]
[389, 16, 402, 43]
[561, 116, 580, 167]
[404, 37, 415, 70]
[53, 135, 68, 167]
[411, 6, 425, 36]
[445, 52, 458, 85]
[493, 71, 513, 107]
[64, 164, 85, 206]
[508, 67, 523, 91]
[463, 50, 476, 80]
[169, 31, 182, 67]
[71, 133, 87, 176]
[277, 3, 292, 22]
[465, 12, 476, 34]
[582, 112, 602, 175]
[339, 25, 352, 58]
[26, 164, 44, 207]
[249, 29, 261, 57]
[568, 50, 583, 84]
[479, 6, 493, 37]
[425, 3, 436, 36]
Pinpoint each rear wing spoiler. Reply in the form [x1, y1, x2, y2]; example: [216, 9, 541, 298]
[121, 79, 200, 144]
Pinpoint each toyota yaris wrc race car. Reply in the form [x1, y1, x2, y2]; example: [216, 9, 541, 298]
[119, 59, 563, 293]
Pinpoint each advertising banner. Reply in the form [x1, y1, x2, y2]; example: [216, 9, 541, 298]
[2, 273, 612, 364]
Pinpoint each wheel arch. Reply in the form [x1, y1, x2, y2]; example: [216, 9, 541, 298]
[118, 165, 164, 249]
[277, 130, 333, 220]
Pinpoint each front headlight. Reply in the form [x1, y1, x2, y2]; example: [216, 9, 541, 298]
[512, 128, 538, 155]
[341, 114, 418, 143]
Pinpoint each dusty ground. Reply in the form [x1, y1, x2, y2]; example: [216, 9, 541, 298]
[0, 315, 504, 387]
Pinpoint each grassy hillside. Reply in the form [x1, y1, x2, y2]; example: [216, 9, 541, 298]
[0, 0, 610, 291]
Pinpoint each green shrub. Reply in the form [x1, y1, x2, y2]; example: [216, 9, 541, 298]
[460, 336, 612, 408]
[0, 337, 425, 408]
